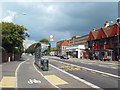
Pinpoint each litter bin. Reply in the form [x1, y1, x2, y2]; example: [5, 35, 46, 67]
[42, 59, 49, 71]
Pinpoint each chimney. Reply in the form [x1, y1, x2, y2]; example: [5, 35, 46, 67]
[93, 27, 96, 31]
[116, 18, 120, 23]
[104, 21, 109, 27]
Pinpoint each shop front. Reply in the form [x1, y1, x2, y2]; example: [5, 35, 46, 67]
[66, 45, 85, 59]
[89, 49, 113, 60]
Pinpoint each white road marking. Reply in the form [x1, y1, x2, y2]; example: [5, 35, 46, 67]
[32, 61, 60, 89]
[99, 65, 118, 69]
[54, 60, 120, 78]
[15, 60, 28, 88]
[50, 64, 102, 89]
[28, 79, 41, 84]
[112, 67, 118, 69]
[87, 63, 93, 65]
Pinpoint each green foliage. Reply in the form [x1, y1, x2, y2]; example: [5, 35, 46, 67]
[0, 46, 5, 53]
[26, 43, 37, 54]
[39, 38, 51, 55]
[26, 38, 51, 55]
[85, 47, 88, 49]
[50, 47, 55, 51]
[2, 22, 30, 53]
[39, 38, 49, 43]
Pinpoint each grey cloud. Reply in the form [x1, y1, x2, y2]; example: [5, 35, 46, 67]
[2, 2, 118, 46]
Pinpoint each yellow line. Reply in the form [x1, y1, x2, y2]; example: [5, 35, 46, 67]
[91, 71, 96, 73]
[101, 74, 109, 77]
[57, 66, 66, 68]
[74, 67, 81, 70]
[0, 77, 16, 88]
[44, 75, 68, 85]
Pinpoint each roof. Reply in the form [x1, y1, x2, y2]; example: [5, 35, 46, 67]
[88, 22, 119, 41]
[102, 25, 114, 37]
[91, 29, 100, 39]
[58, 40, 72, 46]
[110, 23, 120, 36]
[88, 29, 100, 40]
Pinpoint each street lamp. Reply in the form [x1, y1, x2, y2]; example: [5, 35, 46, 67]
[12, 12, 27, 60]
[13, 13, 27, 24]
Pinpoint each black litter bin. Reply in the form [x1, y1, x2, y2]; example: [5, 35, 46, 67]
[42, 59, 49, 71]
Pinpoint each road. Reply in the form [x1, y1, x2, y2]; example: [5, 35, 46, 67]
[48, 56, 120, 89]
[0, 55, 120, 89]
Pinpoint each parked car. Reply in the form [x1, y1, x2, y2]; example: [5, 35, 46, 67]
[57, 54, 62, 57]
[60, 55, 69, 59]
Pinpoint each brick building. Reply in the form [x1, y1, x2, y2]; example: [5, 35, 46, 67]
[88, 20, 120, 61]
[56, 35, 89, 58]
[56, 40, 71, 55]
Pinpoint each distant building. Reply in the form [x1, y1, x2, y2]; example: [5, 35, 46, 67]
[68, 35, 89, 47]
[66, 34, 89, 58]
[66, 45, 85, 58]
[88, 20, 120, 61]
[50, 47, 57, 56]
[56, 40, 71, 55]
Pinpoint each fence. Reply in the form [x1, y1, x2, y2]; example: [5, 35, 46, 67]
[1, 53, 21, 63]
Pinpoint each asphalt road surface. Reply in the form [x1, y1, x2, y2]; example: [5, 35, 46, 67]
[1, 55, 119, 89]
[48, 56, 120, 89]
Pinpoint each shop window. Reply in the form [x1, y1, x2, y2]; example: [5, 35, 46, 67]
[101, 52, 105, 56]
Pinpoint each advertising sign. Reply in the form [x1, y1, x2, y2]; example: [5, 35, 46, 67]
[50, 35, 54, 41]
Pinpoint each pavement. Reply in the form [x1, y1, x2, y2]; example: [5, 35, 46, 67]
[17, 55, 55, 88]
[0, 55, 55, 88]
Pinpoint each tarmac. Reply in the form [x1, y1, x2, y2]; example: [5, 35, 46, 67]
[48, 56, 120, 65]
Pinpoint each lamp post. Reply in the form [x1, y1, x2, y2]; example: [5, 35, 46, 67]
[13, 13, 27, 24]
[12, 13, 27, 61]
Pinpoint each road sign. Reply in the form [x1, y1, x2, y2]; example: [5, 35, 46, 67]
[50, 35, 54, 41]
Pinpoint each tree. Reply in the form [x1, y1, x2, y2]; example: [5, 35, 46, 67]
[50, 47, 55, 51]
[39, 38, 51, 55]
[39, 38, 49, 43]
[26, 43, 37, 54]
[2, 22, 30, 53]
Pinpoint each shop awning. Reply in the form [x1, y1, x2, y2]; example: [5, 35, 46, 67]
[91, 49, 113, 52]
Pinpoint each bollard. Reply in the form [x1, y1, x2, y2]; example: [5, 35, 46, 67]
[8, 57, 10, 62]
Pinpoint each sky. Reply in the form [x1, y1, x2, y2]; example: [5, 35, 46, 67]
[1, 1, 118, 48]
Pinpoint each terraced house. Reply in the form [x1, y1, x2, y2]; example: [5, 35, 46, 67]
[88, 20, 120, 61]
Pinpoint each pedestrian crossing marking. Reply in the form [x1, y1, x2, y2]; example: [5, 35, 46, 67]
[44, 75, 68, 85]
[0, 77, 16, 88]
